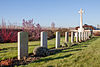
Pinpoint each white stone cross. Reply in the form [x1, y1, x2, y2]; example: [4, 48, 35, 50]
[78, 8, 84, 29]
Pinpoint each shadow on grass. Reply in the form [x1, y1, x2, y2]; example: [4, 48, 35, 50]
[32, 37, 99, 64]
[29, 45, 39, 46]
[69, 37, 99, 50]
[82, 37, 99, 45]
[0, 48, 8, 51]
[0, 47, 17, 53]
[62, 49, 82, 53]
[1, 37, 99, 67]
[33, 54, 73, 63]
[73, 37, 99, 47]
[47, 66, 54, 67]
[0, 47, 17, 51]
[43, 37, 99, 60]
[0, 51, 7, 53]
[80, 45, 87, 48]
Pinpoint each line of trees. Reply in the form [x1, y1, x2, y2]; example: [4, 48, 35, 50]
[0, 19, 42, 43]
[0, 19, 70, 43]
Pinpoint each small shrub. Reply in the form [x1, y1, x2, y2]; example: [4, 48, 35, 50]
[33, 46, 50, 57]
[33, 46, 62, 57]
[0, 27, 18, 43]
[62, 42, 68, 47]
[22, 19, 42, 41]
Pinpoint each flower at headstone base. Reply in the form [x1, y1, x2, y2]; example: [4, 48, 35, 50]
[62, 42, 68, 47]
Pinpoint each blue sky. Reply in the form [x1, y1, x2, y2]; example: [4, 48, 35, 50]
[0, 0, 100, 27]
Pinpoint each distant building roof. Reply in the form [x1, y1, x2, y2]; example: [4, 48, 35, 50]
[75, 24, 96, 30]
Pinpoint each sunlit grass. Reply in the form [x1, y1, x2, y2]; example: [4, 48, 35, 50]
[17, 37, 100, 67]
[1, 36, 99, 67]
[0, 37, 68, 61]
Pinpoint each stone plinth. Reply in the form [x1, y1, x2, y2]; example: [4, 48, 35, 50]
[78, 28, 84, 33]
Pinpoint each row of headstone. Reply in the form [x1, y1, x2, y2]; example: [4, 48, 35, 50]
[17, 31, 92, 60]
[40, 31, 91, 49]
[40, 32, 61, 48]
[66, 31, 91, 43]
[79, 31, 91, 42]
[40, 31, 91, 47]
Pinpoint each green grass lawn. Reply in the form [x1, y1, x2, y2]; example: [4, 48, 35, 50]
[1, 36, 100, 67]
[17, 36, 100, 67]
[0, 37, 67, 61]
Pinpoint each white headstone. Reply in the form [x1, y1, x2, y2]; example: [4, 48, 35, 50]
[86, 32, 88, 40]
[88, 31, 90, 36]
[87, 32, 89, 39]
[79, 32, 82, 42]
[85, 32, 87, 40]
[81, 32, 84, 41]
[76, 32, 78, 42]
[41, 32, 47, 48]
[56, 32, 60, 48]
[65, 32, 69, 43]
[84, 32, 86, 41]
[71, 32, 74, 43]
[18, 32, 28, 60]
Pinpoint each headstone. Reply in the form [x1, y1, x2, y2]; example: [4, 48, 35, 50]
[86, 32, 88, 40]
[88, 31, 91, 37]
[18, 32, 28, 60]
[85, 32, 87, 40]
[87, 32, 89, 39]
[41, 32, 47, 48]
[65, 32, 69, 43]
[81, 32, 84, 41]
[71, 32, 74, 43]
[84, 32, 86, 41]
[90, 30, 93, 36]
[79, 32, 81, 42]
[76, 32, 78, 42]
[56, 32, 60, 48]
